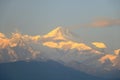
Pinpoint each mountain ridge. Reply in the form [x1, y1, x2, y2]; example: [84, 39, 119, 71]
[0, 27, 120, 78]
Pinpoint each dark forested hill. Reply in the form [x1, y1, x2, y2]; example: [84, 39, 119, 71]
[0, 60, 105, 80]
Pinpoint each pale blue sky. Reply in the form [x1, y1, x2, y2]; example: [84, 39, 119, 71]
[0, 0, 120, 49]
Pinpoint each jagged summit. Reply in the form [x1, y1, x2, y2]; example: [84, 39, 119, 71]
[43, 26, 73, 41]
[44, 26, 63, 37]
[52, 26, 63, 31]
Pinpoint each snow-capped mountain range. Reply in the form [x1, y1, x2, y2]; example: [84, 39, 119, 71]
[0, 27, 120, 77]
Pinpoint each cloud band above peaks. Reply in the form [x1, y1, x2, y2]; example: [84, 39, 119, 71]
[90, 19, 120, 27]
[68, 19, 120, 30]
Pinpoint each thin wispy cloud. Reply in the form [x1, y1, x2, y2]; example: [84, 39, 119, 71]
[90, 19, 120, 27]
[69, 19, 120, 30]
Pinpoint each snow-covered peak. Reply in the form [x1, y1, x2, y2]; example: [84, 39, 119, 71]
[43, 26, 73, 41]
[41, 27, 92, 51]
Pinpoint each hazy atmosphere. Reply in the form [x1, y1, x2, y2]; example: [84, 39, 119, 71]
[0, 0, 120, 49]
[0, 0, 120, 80]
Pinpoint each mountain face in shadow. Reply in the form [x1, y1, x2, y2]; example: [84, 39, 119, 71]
[0, 60, 105, 80]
